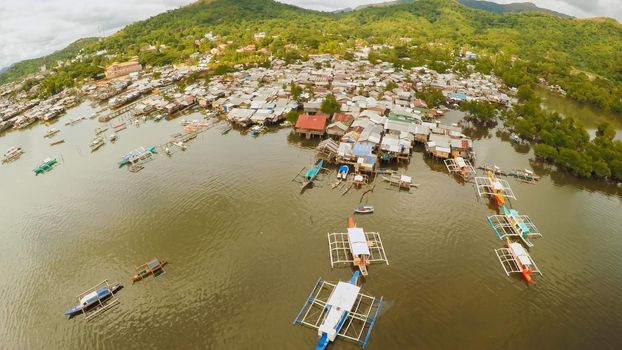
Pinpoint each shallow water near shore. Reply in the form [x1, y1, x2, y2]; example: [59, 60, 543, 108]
[1, 103, 621, 349]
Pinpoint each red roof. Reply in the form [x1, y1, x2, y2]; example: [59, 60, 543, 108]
[333, 113, 354, 124]
[295, 114, 328, 131]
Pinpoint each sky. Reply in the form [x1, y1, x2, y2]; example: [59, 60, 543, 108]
[0, 0, 620, 69]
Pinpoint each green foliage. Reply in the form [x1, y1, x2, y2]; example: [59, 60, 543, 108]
[416, 86, 446, 107]
[290, 82, 303, 101]
[462, 101, 497, 126]
[533, 143, 558, 161]
[321, 94, 340, 115]
[286, 110, 301, 123]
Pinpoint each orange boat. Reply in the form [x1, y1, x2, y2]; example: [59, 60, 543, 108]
[487, 170, 506, 206]
[495, 238, 541, 284]
[132, 258, 168, 283]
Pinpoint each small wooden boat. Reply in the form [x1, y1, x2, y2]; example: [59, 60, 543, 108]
[50, 139, 64, 146]
[301, 160, 323, 191]
[64, 283, 123, 317]
[108, 133, 118, 142]
[382, 174, 419, 190]
[354, 205, 374, 214]
[132, 258, 168, 282]
[95, 126, 108, 135]
[509, 169, 540, 183]
[113, 122, 126, 131]
[2, 147, 23, 163]
[249, 125, 266, 136]
[221, 126, 232, 135]
[337, 165, 349, 180]
[90, 137, 105, 152]
[43, 128, 60, 138]
[65, 116, 85, 126]
[154, 114, 165, 122]
[34, 158, 57, 175]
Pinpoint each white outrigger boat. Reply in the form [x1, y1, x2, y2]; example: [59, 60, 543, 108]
[487, 206, 542, 247]
[90, 137, 105, 152]
[475, 171, 516, 206]
[444, 156, 476, 180]
[495, 238, 542, 284]
[2, 147, 23, 163]
[327, 217, 388, 276]
[293, 271, 383, 349]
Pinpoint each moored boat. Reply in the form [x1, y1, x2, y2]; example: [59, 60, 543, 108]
[3, 147, 23, 163]
[118, 146, 157, 167]
[249, 125, 266, 136]
[113, 122, 126, 131]
[132, 258, 168, 282]
[63, 283, 123, 318]
[337, 165, 349, 180]
[90, 137, 105, 152]
[34, 158, 57, 175]
[301, 160, 323, 191]
[509, 168, 540, 183]
[43, 128, 60, 138]
[354, 205, 374, 214]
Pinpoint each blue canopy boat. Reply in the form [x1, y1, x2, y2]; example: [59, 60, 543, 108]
[64, 283, 123, 318]
[301, 160, 323, 191]
[118, 146, 157, 167]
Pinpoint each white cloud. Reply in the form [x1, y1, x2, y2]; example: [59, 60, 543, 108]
[0, 0, 619, 69]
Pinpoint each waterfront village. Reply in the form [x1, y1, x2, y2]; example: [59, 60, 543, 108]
[1, 45, 514, 172]
[1, 43, 552, 349]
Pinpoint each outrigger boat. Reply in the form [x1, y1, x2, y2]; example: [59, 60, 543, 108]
[132, 258, 168, 283]
[301, 160, 323, 191]
[495, 238, 542, 284]
[49, 139, 64, 146]
[118, 146, 157, 167]
[113, 122, 126, 132]
[328, 217, 388, 276]
[95, 126, 108, 135]
[354, 205, 374, 214]
[337, 165, 349, 180]
[154, 114, 165, 122]
[509, 168, 540, 183]
[475, 171, 516, 206]
[64, 281, 123, 319]
[382, 174, 419, 191]
[3, 147, 23, 163]
[43, 128, 60, 138]
[34, 158, 57, 175]
[64, 116, 85, 126]
[487, 206, 542, 247]
[108, 133, 118, 142]
[90, 137, 105, 152]
[293, 271, 383, 349]
[444, 156, 476, 180]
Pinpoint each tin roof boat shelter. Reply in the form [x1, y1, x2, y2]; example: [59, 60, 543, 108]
[474, 176, 516, 201]
[487, 208, 542, 247]
[293, 273, 383, 349]
[327, 228, 389, 274]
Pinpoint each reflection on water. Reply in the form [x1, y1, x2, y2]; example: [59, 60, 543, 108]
[0, 102, 621, 349]
[538, 88, 622, 140]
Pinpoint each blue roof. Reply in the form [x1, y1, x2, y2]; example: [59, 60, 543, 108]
[450, 92, 467, 100]
[352, 144, 372, 157]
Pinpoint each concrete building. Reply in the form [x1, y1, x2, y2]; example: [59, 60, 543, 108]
[105, 61, 143, 79]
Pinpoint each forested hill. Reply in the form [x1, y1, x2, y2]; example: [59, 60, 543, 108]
[456, 0, 572, 17]
[1, 0, 621, 113]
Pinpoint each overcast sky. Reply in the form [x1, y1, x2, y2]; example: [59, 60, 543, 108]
[0, 0, 620, 69]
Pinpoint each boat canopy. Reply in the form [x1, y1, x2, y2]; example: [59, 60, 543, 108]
[347, 228, 370, 256]
[509, 243, 532, 266]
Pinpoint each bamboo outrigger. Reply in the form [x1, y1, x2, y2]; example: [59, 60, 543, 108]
[444, 156, 476, 180]
[132, 258, 168, 283]
[327, 217, 389, 276]
[382, 173, 419, 191]
[495, 238, 542, 284]
[475, 170, 516, 205]
[293, 271, 383, 349]
[487, 206, 542, 247]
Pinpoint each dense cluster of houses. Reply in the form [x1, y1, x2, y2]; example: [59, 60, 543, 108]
[1, 49, 510, 169]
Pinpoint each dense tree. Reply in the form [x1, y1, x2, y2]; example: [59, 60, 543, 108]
[320, 94, 340, 115]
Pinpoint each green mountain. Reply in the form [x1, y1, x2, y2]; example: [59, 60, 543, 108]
[456, 0, 572, 18]
[1, 0, 621, 114]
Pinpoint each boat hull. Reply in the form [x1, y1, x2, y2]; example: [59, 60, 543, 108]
[64, 283, 123, 318]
